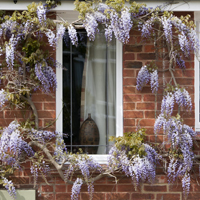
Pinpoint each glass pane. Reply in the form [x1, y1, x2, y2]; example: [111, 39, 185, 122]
[63, 30, 116, 154]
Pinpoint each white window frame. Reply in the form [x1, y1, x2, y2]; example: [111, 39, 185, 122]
[56, 12, 123, 164]
[195, 12, 200, 131]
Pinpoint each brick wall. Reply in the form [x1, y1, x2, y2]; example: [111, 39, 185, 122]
[3, 11, 199, 200]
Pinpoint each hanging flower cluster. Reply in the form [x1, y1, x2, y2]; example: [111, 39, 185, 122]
[136, 65, 159, 93]
[2, 177, 16, 199]
[0, 89, 8, 108]
[35, 61, 57, 93]
[65, 154, 102, 199]
[0, 121, 34, 168]
[154, 86, 195, 195]
[108, 130, 161, 188]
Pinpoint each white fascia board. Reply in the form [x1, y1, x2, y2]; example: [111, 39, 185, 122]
[2, 1, 200, 11]
[0, 1, 75, 11]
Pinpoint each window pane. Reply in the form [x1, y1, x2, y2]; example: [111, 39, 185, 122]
[63, 30, 116, 154]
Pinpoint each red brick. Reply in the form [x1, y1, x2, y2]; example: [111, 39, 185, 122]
[55, 185, 66, 192]
[143, 95, 155, 101]
[38, 193, 55, 200]
[124, 118, 135, 126]
[117, 185, 138, 192]
[11, 177, 30, 184]
[126, 36, 136, 45]
[44, 103, 55, 110]
[124, 126, 136, 132]
[81, 193, 105, 200]
[176, 78, 194, 85]
[182, 70, 194, 78]
[106, 192, 130, 200]
[124, 61, 142, 69]
[123, 53, 135, 60]
[124, 111, 143, 118]
[138, 119, 155, 126]
[124, 103, 135, 110]
[31, 94, 55, 102]
[144, 45, 155, 52]
[143, 185, 167, 192]
[183, 118, 195, 126]
[169, 184, 183, 192]
[38, 111, 55, 118]
[148, 135, 163, 143]
[34, 103, 43, 110]
[4, 110, 31, 118]
[135, 87, 152, 93]
[117, 176, 132, 184]
[145, 111, 160, 118]
[123, 69, 135, 77]
[124, 45, 142, 52]
[55, 193, 71, 200]
[94, 185, 116, 192]
[41, 185, 54, 192]
[0, 111, 3, 118]
[124, 94, 142, 102]
[131, 193, 155, 199]
[123, 86, 135, 93]
[136, 103, 155, 110]
[156, 193, 180, 200]
[156, 175, 168, 184]
[123, 77, 136, 85]
[137, 53, 156, 60]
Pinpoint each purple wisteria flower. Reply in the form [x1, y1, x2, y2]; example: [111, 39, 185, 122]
[171, 16, 199, 57]
[97, 3, 110, 13]
[56, 24, 66, 44]
[68, 25, 78, 46]
[0, 121, 34, 167]
[105, 25, 113, 42]
[178, 32, 190, 57]
[31, 128, 56, 142]
[140, 16, 156, 38]
[121, 8, 133, 43]
[174, 88, 192, 110]
[0, 89, 8, 108]
[108, 143, 159, 187]
[161, 16, 172, 43]
[182, 174, 190, 196]
[71, 178, 83, 200]
[2, 177, 16, 199]
[150, 70, 159, 93]
[1, 20, 18, 37]
[35, 62, 57, 93]
[176, 56, 186, 69]
[54, 136, 67, 162]
[84, 13, 98, 41]
[37, 5, 46, 24]
[161, 93, 174, 116]
[136, 65, 150, 91]
[94, 11, 107, 24]
[45, 29, 56, 47]
[6, 34, 19, 69]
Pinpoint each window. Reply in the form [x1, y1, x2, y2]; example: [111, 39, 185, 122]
[56, 28, 123, 163]
[195, 12, 200, 131]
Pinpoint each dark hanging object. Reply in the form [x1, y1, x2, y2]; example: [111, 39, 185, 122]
[79, 113, 99, 154]
[13, 0, 17, 3]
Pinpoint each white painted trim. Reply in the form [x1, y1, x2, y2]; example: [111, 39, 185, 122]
[56, 31, 123, 163]
[2, 1, 200, 11]
[56, 25, 63, 134]
[194, 12, 200, 131]
[116, 40, 123, 137]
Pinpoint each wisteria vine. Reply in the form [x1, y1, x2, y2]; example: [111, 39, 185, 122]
[0, 0, 199, 199]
